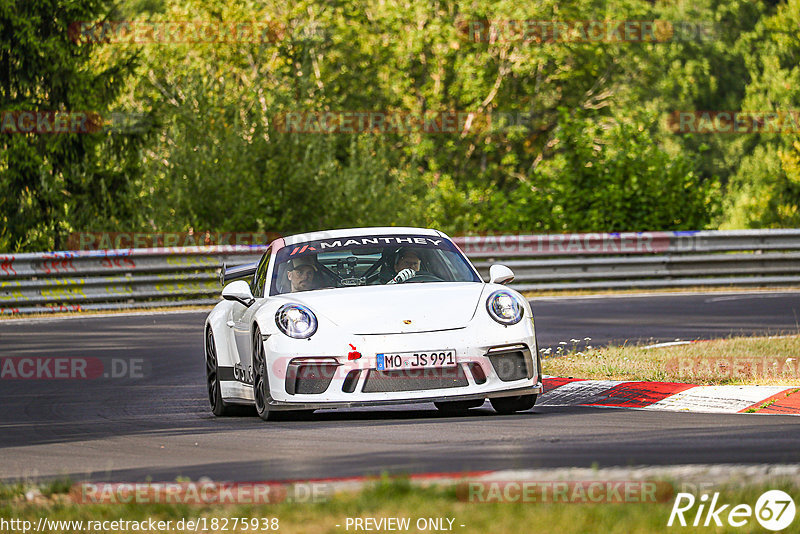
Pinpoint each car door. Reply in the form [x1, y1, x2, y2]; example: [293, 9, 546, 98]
[233, 247, 271, 379]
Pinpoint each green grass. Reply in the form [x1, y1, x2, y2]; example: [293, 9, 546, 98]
[2, 477, 799, 533]
[543, 334, 800, 386]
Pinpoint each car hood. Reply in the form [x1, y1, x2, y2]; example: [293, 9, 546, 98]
[279, 282, 485, 334]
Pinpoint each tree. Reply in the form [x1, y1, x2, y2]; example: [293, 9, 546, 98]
[537, 109, 713, 232]
[0, 0, 148, 251]
[721, 0, 800, 228]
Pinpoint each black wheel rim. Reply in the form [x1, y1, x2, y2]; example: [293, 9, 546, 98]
[253, 331, 268, 415]
[205, 329, 219, 410]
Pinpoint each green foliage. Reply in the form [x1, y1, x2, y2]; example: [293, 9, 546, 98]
[40, 477, 73, 497]
[545, 109, 714, 231]
[720, 0, 800, 228]
[0, 0, 151, 251]
[1, 0, 796, 252]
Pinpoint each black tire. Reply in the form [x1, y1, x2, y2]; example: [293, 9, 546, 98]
[206, 327, 238, 416]
[434, 399, 484, 413]
[490, 394, 537, 415]
[252, 326, 272, 421]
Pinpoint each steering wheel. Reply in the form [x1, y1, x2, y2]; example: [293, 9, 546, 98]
[400, 271, 443, 283]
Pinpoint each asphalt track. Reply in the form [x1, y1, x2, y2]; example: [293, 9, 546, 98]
[0, 291, 798, 483]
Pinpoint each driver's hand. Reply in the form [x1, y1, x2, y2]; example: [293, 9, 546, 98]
[387, 268, 416, 284]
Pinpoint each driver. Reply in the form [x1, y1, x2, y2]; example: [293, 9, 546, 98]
[394, 248, 421, 273]
[385, 248, 421, 284]
[287, 256, 317, 292]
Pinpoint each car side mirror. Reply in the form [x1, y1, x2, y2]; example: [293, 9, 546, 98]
[222, 280, 255, 307]
[489, 264, 515, 285]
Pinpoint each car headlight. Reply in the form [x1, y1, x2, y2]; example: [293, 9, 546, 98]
[486, 290, 524, 325]
[275, 304, 318, 338]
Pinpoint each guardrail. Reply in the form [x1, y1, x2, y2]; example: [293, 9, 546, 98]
[457, 229, 800, 291]
[1, 229, 799, 314]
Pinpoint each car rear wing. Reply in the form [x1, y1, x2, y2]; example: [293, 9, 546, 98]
[219, 262, 258, 286]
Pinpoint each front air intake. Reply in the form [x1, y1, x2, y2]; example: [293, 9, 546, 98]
[285, 360, 338, 395]
[487, 349, 531, 382]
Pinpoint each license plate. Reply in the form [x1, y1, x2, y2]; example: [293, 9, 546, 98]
[376, 350, 457, 371]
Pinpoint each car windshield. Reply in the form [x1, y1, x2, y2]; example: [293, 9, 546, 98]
[270, 234, 481, 295]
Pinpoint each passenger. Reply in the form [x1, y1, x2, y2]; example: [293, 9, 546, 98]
[287, 256, 317, 292]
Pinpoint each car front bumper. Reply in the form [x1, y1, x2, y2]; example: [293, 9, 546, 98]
[241, 321, 544, 409]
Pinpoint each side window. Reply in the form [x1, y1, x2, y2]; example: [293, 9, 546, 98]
[252, 248, 271, 298]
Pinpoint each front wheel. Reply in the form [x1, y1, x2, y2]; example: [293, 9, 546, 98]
[490, 394, 537, 415]
[206, 328, 238, 416]
[252, 327, 272, 421]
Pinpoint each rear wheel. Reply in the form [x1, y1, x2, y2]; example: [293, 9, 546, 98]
[206, 328, 237, 416]
[490, 394, 537, 415]
[434, 399, 484, 413]
[252, 327, 272, 421]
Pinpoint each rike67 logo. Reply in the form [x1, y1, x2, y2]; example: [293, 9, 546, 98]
[668, 490, 796, 531]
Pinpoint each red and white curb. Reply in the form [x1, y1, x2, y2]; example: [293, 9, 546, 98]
[541, 377, 800, 415]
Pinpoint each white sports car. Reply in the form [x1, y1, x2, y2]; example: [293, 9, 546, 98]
[205, 227, 542, 420]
